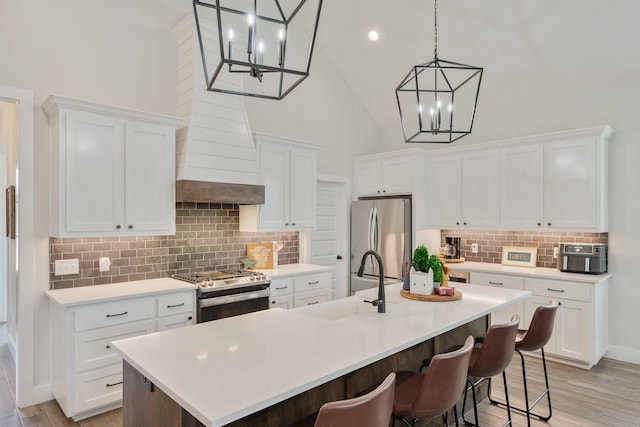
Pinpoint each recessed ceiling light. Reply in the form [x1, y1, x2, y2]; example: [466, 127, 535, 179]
[368, 31, 379, 41]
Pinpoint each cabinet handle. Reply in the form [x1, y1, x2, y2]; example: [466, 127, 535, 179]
[188, 316, 193, 320]
[106, 311, 128, 318]
[275, 286, 289, 290]
[116, 224, 121, 229]
[456, 222, 460, 226]
[285, 222, 290, 226]
[308, 281, 319, 285]
[105, 344, 111, 350]
[463, 222, 467, 226]
[488, 281, 503, 286]
[547, 222, 552, 226]
[537, 222, 542, 226]
[377, 190, 381, 193]
[167, 302, 185, 308]
[547, 288, 565, 293]
[128, 225, 133, 229]
[382, 190, 386, 193]
[307, 301, 319, 305]
[106, 381, 123, 388]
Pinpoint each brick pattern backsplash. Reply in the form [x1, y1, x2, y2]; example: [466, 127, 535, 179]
[50, 203, 299, 289]
[440, 230, 608, 268]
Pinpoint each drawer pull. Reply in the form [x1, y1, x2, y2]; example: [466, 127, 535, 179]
[105, 345, 111, 350]
[167, 302, 185, 308]
[106, 311, 128, 318]
[547, 288, 565, 293]
[488, 281, 503, 286]
[106, 381, 123, 388]
[307, 301, 319, 305]
[308, 281, 320, 285]
[275, 286, 289, 290]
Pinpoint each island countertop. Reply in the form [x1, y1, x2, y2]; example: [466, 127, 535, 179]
[112, 282, 530, 427]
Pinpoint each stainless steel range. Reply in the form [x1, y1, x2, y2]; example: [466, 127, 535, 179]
[172, 270, 270, 323]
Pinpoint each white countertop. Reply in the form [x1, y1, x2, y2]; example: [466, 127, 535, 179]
[112, 282, 530, 427]
[45, 278, 197, 306]
[255, 263, 333, 278]
[445, 261, 611, 283]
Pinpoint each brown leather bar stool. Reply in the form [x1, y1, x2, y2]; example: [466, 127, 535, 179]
[462, 315, 520, 427]
[392, 335, 474, 427]
[293, 372, 396, 427]
[489, 301, 559, 427]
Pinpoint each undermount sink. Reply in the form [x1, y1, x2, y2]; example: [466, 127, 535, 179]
[297, 296, 396, 321]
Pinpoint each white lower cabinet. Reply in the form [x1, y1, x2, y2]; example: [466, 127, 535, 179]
[468, 270, 607, 369]
[266, 269, 332, 310]
[49, 288, 196, 420]
[469, 272, 525, 325]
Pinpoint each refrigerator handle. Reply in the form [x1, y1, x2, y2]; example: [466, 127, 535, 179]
[400, 203, 407, 279]
[369, 207, 378, 272]
[367, 207, 374, 252]
[373, 207, 379, 253]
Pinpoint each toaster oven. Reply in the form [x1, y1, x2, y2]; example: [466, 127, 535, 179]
[557, 243, 607, 274]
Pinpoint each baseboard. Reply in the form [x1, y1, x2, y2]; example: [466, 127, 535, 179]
[605, 345, 640, 365]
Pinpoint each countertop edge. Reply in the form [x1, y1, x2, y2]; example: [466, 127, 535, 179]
[445, 261, 611, 283]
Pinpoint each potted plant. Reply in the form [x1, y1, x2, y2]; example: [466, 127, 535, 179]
[410, 245, 443, 295]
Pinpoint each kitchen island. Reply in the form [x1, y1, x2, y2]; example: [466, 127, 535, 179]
[112, 282, 530, 427]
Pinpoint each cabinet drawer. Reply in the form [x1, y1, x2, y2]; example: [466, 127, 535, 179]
[157, 292, 194, 317]
[270, 278, 294, 297]
[270, 294, 294, 310]
[74, 320, 154, 372]
[74, 297, 155, 332]
[294, 289, 330, 308]
[72, 364, 123, 414]
[526, 279, 591, 302]
[156, 313, 194, 331]
[294, 272, 331, 293]
[471, 272, 525, 290]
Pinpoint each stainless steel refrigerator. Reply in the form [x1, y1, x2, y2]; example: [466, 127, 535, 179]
[350, 197, 412, 294]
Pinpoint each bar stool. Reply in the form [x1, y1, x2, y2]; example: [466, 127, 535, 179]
[392, 335, 474, 427]
[293, 372, 396, 427]
[489, 301, 559, 427]
[462, 315, 520, 427]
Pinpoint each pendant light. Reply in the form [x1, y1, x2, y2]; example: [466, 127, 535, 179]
[396, 0, 483, 143]
[193, 0, 323, 100]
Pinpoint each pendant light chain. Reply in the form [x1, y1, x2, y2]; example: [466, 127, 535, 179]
[433, 0, 438, 59]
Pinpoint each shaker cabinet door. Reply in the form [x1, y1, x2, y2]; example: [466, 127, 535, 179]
[65, 111, 125, 233]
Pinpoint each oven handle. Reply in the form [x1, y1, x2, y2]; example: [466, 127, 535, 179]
[199, 288, 270, 308]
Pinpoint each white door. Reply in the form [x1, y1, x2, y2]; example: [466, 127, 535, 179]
[306, 180, 348, 298]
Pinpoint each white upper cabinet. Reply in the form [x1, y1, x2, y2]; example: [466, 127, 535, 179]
[354, 154, 414, 197]
[43, 95, 182, 237]
[424, 126, 611, 231]
[240, 135, 318, 232]
[425, 150, 500, 228]
[500, 144, 544, 228]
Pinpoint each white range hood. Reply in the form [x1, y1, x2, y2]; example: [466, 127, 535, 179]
[172, 16, 264, 204]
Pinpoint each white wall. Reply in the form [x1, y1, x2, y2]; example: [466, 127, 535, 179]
[0, 0, 386, 405]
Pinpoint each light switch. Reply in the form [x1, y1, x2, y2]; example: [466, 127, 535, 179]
[54, 259, 79, 276]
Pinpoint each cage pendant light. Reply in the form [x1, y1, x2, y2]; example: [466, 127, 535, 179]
[193, 0, 323, 100]
[395, 0, 483, 143]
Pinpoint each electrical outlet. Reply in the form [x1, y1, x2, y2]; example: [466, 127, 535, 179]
[553, 247, 559, 259]
[54, 259, 79, 276]
[471, 243, 478, 254]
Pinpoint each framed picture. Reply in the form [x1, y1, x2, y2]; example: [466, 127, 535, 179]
[501, 246, 537, 267]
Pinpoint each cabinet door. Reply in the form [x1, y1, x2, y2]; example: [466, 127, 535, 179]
[354, 159, 383, 196]
[544, 137, 597, 229]
[382, 157, 413, 195]
[554, 298, 591, 361]
[65, 110, 125, 233]
[289, 148, 317, 229]
[462, 150, 500, 227]
[425, 155, 462, 228]
[259, 143, 290, 229]
[125, 122, 175, 234]
[500, 144, 544, 228]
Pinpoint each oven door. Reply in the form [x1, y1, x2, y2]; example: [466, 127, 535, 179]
[198, 285, 270, 323]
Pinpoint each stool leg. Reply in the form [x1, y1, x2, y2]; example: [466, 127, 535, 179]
[501, 370, 512, 427]
[462, 377, 480, 426]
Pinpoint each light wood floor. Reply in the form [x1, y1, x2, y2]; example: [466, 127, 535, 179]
[1, 321, 639, 426]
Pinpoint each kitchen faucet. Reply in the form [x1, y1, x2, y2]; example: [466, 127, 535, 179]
[356, 250, 386, 313]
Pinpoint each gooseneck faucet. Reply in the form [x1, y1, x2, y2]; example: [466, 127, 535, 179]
[356, 250, 386, 313]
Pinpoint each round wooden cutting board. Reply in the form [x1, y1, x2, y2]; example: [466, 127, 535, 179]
[438, 256, 465, 264]
[400, 289, 462, 302]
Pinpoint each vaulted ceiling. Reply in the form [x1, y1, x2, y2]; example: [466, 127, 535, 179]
[155, 0, 640, 143]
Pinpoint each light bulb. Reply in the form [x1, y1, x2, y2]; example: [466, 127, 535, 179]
[279, 28, 285, 41]
[228, 29, 234, 41]
[368, 31, 379, 41]
[247, 14, 254, 26]
[258, 41, 264, 53]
